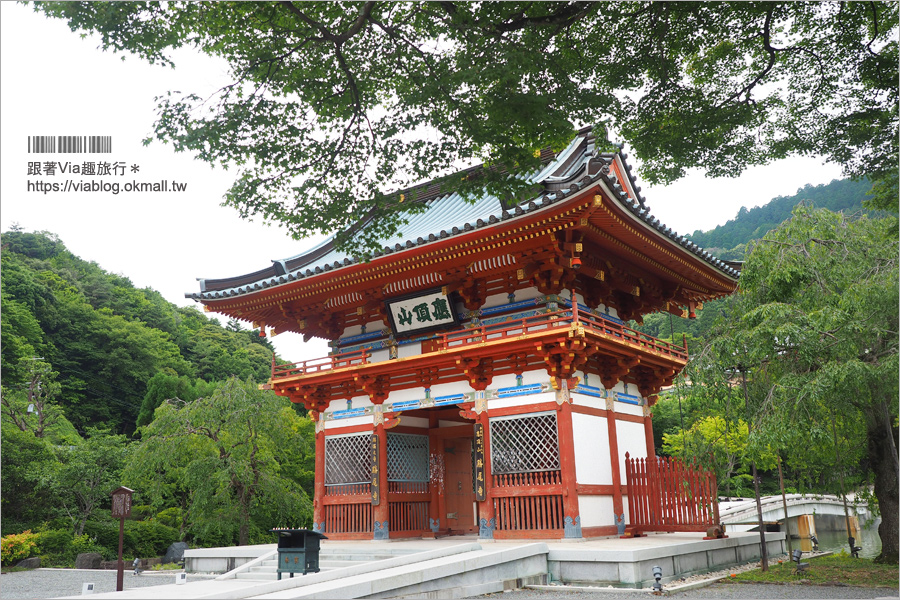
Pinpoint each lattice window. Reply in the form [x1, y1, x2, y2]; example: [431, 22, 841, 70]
[387, 433, 430, 482]
[325, 433, 370, 485]
[490, 412, 560, 474]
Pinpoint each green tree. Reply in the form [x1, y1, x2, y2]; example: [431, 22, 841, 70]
[35, 2, 897, 251]
[721, 207, 898, 563]
[1, 358, 65, 439]
[135, 372, 202, 429]
[0, 426, 63, 535]
[129, 378, 312, 546]
[57, 429, 129, 536]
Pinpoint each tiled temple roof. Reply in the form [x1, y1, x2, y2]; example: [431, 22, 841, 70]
[188, 127, 738, 301]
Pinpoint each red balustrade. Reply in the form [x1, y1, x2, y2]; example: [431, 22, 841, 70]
[270, 306, 686, 382]
[494, 494, 565, 532]
[325, 502, 373, 534]
[389, 501, 430, 534]
[624, 453, 719, 535]
[273, 348, 369, 378]
[492, 470, 562, 488]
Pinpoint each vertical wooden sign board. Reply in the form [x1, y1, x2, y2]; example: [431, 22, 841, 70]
[474, 424, 486, 501]
[370, 434, 380, 506]
[110, 486, 134, 592]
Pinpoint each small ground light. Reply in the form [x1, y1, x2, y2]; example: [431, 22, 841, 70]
[652, 566, 663, 592]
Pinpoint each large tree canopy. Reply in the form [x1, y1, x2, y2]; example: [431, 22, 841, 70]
[702, 207, 898, 563]
[35, 1, 899, 249]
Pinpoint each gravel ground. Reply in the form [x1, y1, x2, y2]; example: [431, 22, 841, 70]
[0, 569, 216, 599]
[483, 583, 899, 600]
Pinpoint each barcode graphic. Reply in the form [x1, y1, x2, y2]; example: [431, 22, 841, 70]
[28, 136, 112, 154]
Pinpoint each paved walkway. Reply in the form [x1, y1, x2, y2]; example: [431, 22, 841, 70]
[0, 569, 216, 599]
[485, 583, 899, 599]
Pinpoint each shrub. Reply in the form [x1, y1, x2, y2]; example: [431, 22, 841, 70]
[82, 521, 136, 558]
[1, 531, 38, 566]
[155, 508, 182, 530]
[124, 521, 178, 558]
[128, 505, 154, 521]
[34, 529, 111, 566]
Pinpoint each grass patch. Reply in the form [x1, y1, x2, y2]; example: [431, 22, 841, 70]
[149, 563, 182, 571]
[0, 567, 30, 574]
[730, 553, 899, 588]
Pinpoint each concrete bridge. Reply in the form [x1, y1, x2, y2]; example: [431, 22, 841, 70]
[719, 493, 873, 534]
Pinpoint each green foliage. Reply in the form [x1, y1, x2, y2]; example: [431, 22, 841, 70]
[687, 178, 882, 255]
[1, 230, 278, 433]
[1, 531, 38, 566]
[34, 2, 898, 252]
[733, 554, 899, 588]
[136, 372, 201, 428]
[0, 426, 63, 535]
[128, 378, 313, 546]
[56, 429, 129, 536]
[125, 520, 179, 558]
[154, 507, 183, 530]
[702, 207, 899, 563]
[33, 529, 112, 566]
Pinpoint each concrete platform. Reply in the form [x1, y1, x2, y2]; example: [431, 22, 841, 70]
[56, 531, 784, 599]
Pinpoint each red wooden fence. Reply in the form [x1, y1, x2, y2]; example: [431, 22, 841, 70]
[624, 453, 720, 535]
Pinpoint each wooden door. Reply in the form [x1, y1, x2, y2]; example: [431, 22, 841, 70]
[443, 438, 476, 533]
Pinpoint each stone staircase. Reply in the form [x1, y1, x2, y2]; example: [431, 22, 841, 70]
[234, 548, 405, 581]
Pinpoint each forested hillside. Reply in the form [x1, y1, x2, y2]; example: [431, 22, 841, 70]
[1, 230, 315, 555]
[684, 178, 874, 259]
[637, 178, 881, 344]
[1, 228, 277, 434]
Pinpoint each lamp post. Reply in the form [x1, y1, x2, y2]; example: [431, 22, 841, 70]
[110, 487, 134, 592]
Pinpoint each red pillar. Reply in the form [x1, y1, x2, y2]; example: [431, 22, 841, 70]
[477, 410, 496, 538]
[556, 397, 581, 538]
[313, 415, 326, 534]
[605, 398, 625, 534]
[373, 409, 390, 540]
[643, 403, 656, 459]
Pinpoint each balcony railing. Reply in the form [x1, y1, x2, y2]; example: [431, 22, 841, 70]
[271, 302, 688, 380]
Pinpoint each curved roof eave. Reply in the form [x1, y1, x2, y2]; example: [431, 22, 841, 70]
[187, 131, 740, 303]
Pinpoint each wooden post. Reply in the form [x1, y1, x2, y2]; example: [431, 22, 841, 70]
[476, 413, 496, 538]
[605, 397, 625, 533]
[110, 487, 133, 592]
[116, 516, 125, 591]
[777, 456, 793, 555]
[556, 399, 581, 538]
[313, 419, 326, 533]
[373, 412, 390, 540]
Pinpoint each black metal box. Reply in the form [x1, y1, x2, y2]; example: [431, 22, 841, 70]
[271, 528, 328, 579]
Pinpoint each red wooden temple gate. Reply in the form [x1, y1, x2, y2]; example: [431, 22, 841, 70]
[188, 127, 740, 540]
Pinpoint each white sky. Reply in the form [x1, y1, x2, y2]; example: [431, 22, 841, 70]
[0, 3, 846, 364]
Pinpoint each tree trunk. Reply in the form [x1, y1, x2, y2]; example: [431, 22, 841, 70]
[868, 408, 899, 564]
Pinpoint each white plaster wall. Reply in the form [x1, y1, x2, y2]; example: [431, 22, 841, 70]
[489, 391, 557, 411]
[481, 292, 514, 309]
[614, 403, 643, 417]
[370, 348, 390, 363]
[387, 387, 425, 403]
[491, 373, 520, 389]
[572, 412, 611, 485]
[398, 341, 421, 358]
[324, 415, 373, 430]
[510, 287, 543, 302]
[577, 495, 615, 528]
[329, 394, 373, 412]
[516, 368, 549, 386]
[571, 393, 604, 409]
[428, 380, 470, 398]
[616, 420, 648, 478]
